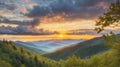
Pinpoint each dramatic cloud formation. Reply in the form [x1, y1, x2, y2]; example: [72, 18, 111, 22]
[0, 0, 116, 35]
[26, 0, 114, 19]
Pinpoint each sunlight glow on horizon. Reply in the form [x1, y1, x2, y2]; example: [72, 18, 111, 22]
[57, 33, 67, 40]
[0, 34, 100, 42]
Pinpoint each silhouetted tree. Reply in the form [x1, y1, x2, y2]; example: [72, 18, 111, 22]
[95, 0, 120, 33]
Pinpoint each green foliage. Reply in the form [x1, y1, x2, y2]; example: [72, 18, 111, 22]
[59, 44, 120, 67]
[0, 35, 120, 67]
[104, 33, 120, 51]
[93, 0, 120, 66]
[95, 0, 120, 33]
[0, 59, 12, 67]
[0, 40, 58, 67]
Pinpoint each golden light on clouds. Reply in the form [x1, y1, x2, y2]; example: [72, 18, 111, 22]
[37, 19, 96, 33]
[36, 15, 96, 32]
[40, 15, 65, 24]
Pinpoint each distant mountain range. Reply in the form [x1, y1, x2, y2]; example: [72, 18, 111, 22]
[13, 36, 109, 61]
[43, 37, 109, 60]
[13, 39, 84, 54]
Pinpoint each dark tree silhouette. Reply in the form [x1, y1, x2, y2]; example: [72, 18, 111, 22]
[95, 0, 120, 33]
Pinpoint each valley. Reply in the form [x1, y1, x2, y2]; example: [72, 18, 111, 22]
[13, 39, 85, 54]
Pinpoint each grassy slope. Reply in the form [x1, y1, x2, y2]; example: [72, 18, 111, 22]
[43, 37, 109, 60]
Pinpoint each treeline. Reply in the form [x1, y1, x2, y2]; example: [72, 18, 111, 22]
[0, 40, 58, 67]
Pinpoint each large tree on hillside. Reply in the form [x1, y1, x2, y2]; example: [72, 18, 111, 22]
[95, 0, 120, 33]
[95, 0, 120, 48]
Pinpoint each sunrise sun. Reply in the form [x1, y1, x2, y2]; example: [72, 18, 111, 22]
[56, 33, 66, 39]
[58, 34, 64, 38]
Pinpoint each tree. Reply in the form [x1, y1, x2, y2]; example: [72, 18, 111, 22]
[12, 45, 17, 50]
[95, 0, 120, 52]
[20, 47, 24, 54]
[64, 55, 82, 67]
[34, 55, 38, 62]
[95, 0, 120, 33]
[95, 0, 120, 66]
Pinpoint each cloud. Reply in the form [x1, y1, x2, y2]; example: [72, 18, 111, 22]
[0, 0, 116, 35]
[0, 26, 119, 35]
[0, 17, 40, 27]
[68, 29, 98, 35]
[26, 0, 114, 19]
[68, 29, 120, 35]
[0, 0, 17, 10]
[0, 25, 56, 35]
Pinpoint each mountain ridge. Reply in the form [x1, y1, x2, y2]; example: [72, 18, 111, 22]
[13, 39, 84, 54]
[43, 37, 109, 60]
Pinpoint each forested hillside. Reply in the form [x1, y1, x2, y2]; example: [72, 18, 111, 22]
[43, 37, 108, 60]
[0, 40, 58, 67]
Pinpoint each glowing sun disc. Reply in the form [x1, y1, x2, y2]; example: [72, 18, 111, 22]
[58, 34, 64, 38]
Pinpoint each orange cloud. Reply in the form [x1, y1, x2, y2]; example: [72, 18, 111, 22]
[40, 15, 65, 23]
[37, 17, 96, 33]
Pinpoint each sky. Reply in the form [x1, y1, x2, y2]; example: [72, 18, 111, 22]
[0, 0, 116, 36]
[0, 0, 119, 53]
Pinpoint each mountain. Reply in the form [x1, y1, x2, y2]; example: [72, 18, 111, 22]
[43, 37, 109, 60]
[13, 39, 84, 54]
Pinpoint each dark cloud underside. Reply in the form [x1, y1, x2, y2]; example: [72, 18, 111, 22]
[0, 0, 115, 35]
[26, 0, 114, 19]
